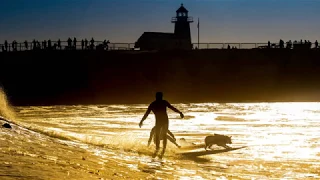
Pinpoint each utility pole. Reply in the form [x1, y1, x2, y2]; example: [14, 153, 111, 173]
[197, 17, 200, 49]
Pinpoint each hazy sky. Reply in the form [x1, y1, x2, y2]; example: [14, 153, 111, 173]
[0, 0, 319, 43]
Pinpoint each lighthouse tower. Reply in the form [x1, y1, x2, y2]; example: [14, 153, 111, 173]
[171, 3, 193, 49]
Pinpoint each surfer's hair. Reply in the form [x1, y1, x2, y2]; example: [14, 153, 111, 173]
[156, 92, 163, 100]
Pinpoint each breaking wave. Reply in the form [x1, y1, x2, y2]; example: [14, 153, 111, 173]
[0, 87, 16, 120]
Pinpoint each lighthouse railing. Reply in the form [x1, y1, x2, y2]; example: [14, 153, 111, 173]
[171, 17, 177, 22]
[171, 17, 193, 23]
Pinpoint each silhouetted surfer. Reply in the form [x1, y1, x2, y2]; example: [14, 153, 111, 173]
[139, 92, 184, 159]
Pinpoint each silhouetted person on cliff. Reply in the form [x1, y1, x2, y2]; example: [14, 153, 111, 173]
[315, 40, 318, 49]
[58, 39, 61, 50]
[43, 40, 47, 49]
[286, 40, 292, 49]
[67, 38, 72, 49]
[12, 40, 16, 51]
[309, 41, 312, 49]
[4, 40, 8, 51]
[32, 39, 36, 50]
[85, 39, 88, 49]
[103, 40, 110, 50]
[53, 43, 57, 50]
[81, 39, 84, 50]
[279, 39, 284, 48]
[24, 40, 28, 50]
[48, 39, 52, 49]
[73, 37, 77, 49]
[37, 41, 41, 49]
[15, 41, 18, 51]
[90, 38, 95, 50]
[139, 92, 184, 159]
[268, 41, 271, 48]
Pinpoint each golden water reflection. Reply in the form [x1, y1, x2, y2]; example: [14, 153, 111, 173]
[16, 102, 320, 179]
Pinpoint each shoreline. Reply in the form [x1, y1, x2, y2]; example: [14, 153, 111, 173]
[9, 100, 320, 107]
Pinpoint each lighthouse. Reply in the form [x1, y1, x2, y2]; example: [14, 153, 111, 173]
[171, 3, 193, 49]
[135, 4, 194, 50]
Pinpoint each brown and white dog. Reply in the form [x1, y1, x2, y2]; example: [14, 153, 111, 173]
[204, 134, 232, 150]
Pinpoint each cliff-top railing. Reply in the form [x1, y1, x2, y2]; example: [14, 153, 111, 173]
[0, 41, 318, 52]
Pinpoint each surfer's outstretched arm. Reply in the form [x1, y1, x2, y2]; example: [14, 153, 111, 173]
[166, 101, 180, 113]
[166, 101, 184, 118]
[141, 108, 151, 121]
[139, 105, 152, 127]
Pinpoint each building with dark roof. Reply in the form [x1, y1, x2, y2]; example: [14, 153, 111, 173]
[135, 4, 193, 51]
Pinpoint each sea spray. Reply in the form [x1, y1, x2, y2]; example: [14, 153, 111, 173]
[0, 88, 181, 160]
[0, 87, 16, 120]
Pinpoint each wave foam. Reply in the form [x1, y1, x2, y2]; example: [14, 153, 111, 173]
[215, 116, 246, 122]
[0, 87, 16, 120]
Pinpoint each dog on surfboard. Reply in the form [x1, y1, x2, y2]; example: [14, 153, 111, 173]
[204, 134, 232, 150]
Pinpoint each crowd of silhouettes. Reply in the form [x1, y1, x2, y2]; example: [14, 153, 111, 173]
[227, 45, 238, 49]
[0, 38, 110, 52]
[1, 38, 319, 52]
[266, 39, 318, 49]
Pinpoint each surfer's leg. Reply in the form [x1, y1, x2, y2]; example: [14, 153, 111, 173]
[152, 125, 161, 158]
[159, 124, 169, 159]
[155, 126, 161, 150]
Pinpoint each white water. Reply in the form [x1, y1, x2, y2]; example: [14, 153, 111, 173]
[8, 102, 320, 179]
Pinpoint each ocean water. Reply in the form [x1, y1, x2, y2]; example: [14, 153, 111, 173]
[5, 102, 319, 179]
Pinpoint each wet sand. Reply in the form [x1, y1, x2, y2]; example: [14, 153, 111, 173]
[0, 121, 151, 180]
